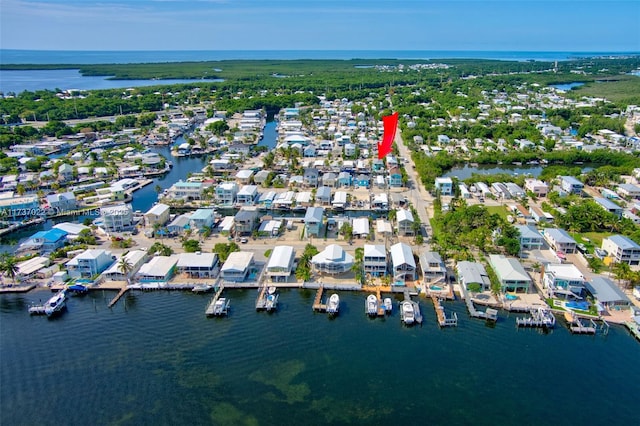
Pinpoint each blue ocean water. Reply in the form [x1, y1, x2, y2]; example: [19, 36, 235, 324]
[1, 290, 639, 426]
[2, 49, 638, 65]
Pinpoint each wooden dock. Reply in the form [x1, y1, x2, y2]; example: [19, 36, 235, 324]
[431, 295, 458, 327]
[376, 287, 385, 317]
[625, 321, 640, 341]
[108, 287, 129, 308]
[312, 285, 327, 312]
[205, 284, 227, 316]
[458, 282, 497, 321]
[565, 311, 596, 334]
[256, 285, 278, 312]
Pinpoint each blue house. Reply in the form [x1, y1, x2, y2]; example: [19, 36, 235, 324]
[337, 171, 352, 188]
[18, 228, 68, 254]
[304, 207, 324, 237]
[355, 174, 370, 188]
[387, 166, 403, 188]
[372, 159, 384, 173]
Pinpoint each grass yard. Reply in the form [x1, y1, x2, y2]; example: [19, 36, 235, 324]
[570, 231, 613, 249]
[486, 205, 511, 220]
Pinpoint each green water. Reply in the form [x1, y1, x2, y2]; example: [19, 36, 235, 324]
[1, 289, 639, 425]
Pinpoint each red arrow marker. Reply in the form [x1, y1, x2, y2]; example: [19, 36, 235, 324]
[377, 112, 398, 160]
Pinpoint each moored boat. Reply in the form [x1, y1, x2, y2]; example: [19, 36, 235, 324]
[327, 293, 340, 315]
[192, 284, 214, 293]
[366, 294, 378, 316]
[400, 301, 415, 325]
[29, 290, 67, 317]
[383, 297, 393, 313]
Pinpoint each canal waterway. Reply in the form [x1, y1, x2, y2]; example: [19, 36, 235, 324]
[1, 290, 638, 425]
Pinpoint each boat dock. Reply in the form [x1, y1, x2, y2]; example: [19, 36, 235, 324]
[564, 311, 598, 334]
[403, 290, 423, 325]
[516, 308, 556, 328]
[108, 286, 129, 308]
[205, 284, 229, 316]
[256, 285, 279, 312]
[376, 287, 385, 317]
[458, 283, 498, 322]
[312, 285, 327, 312]
[625, 321, 640, 341]
[431, 295, 458, 327]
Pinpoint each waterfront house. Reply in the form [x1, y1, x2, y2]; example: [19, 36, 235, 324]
[176, 252, 219, 278]
[258, 191, 276, 208]
[419, 251, 447, 283]
[505, 183, 525, 198]
[45, 191, 77, 212]
[585, 276, 632, 311]
[52, 222, 90, 237]
[236, 185, 259, 206]
[303, 145, 317, 157]
[375, 175, 386, 189]
[371, 193, 388, 210]
[303, 168, 320, 188]
[332, 191, 348, 209]
[311, 244, 354, 275]
[387, 166, 403, 188]
[457, 261, 491, 291]
[435, 177, 453, 195]
[16, 256, 52, 279]
[102, 250, 148, 281]
[529, 205, 552, 223]
[396, 208, 415, 236]
[544, 228, 577, 254]
[0, 195, 40, 220]
[304, 207, 324, 237]
[372, 159, 384, 173]
[235, 170, 254, 185]
[189, 208, 215, 230]
[266, 246, 296, 282]
[234, 207, 259, 235]
[136, 255, 178, 282]
[215, 182, 239, 206]
[524, 178, 549, 197]
[363, 244, 387, 277]
[352, 217, 370, 239]
[543, 263, 586, 297]
[66, 249, 115, 279]
[295, 191, 312, 208]
[100, 204, 134, 233]
[515, 224, 544, 249]
[221, 251, 255, 282]
[601, 235, 640, 266]
[167, 214, 191, 236]
[560, 176, 584, 195]
[258, 219, 283, 237]
[594, 197, 623, 218]
[168, 181, 205, 200]
[144, 203, 170, 228]
[488, 254, 532, 293]
[17, 228, 68, 255]
[390, 243, 416, 283]
[375, 219, 393, 239]
[316, 186, 332, 205]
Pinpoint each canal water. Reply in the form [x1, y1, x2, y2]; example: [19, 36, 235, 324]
[1, 290, 638, 425]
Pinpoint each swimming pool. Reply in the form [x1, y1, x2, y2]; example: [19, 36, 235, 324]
[565, 301, 590, 311]
[430, 285, 443, 291]
[505, 293, 518, 300]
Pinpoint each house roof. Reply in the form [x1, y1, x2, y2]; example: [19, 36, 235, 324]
[606, 235, 640, 250]
[235, 170, 254, 179]
[544, 228, 576, 244]
[267, 246, 295, 269]
[489, 254, 531, 282]
[390, 243, 415, 268]
[145, 203, 169, 216]
[585, 276, 630, 304]
[190, 209, 214, 221]
[311, 244, 354, 266]
[545, 263, 584, 281]
[594, 197, 622, 211]
[352, 217, 369, 235]
[137, 255, 178, 277]
[457, 261, 491, 286]
[30, 228, 68, 243]
[177, 252, 218, 268]
[515, 224, 542, 240]
[304, 207, 324, 223]
[364, 244, 386, 258]
[221, 251, 254, 273]
[397, 208, 414, 223]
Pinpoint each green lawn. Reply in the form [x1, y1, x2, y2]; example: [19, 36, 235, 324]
[569, 231, 613, 249]
[486, 205, 510, 220]
[572, 76, 640, 104]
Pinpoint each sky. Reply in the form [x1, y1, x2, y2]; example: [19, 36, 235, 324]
[0, 0, 639, 52]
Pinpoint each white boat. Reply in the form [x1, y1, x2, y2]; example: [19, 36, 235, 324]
[192, 284, 214, 293]
[383, 297, 393, 313]
[268, 286, 277, 295]
[44, 290, 67, 316]
[366, 294, 378, 316]
[327, 293, 340, 315]
[265, 291, 279, 311]
[212, 298, 230, 316]
[400, 301, 415, 325]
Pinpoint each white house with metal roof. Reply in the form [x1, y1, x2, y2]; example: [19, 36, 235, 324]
[102, 250, 148, 281]
[543, 263, 586, 297]
[488, 254, 532, 293]
[136, 255, 178, 282]
[602, 235, 640, 266]
[266, 246, 296, 282]
[352, 217, 369, 239]
[457, 261, 491, 291]
[390, 243, 416, 282]
[236, 185, 259, 205]
[66, 249, 115, 279]
[396, 208, 415, 236]
[311, 244, 354, 275]
[594, 197, 623, 218]
[176, 252, 219, 278]
[144, 203, 170, 227]
[419, 251, 447, 283]
[221, 251, 255, 282]
[515, 224, 544, 250]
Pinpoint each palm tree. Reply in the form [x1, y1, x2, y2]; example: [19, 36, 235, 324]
[0, 254, 19, 286]
[117, 257, 133, 285]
